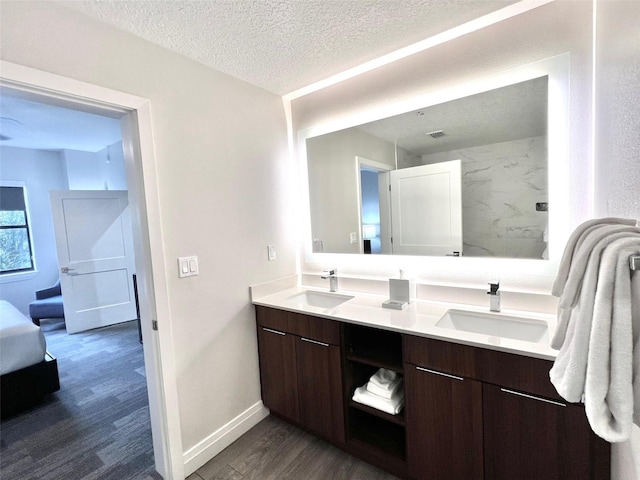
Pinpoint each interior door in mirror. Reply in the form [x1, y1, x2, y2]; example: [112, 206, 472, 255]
[390, 160, 462, 256]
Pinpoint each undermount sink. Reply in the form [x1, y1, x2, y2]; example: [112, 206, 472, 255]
[436, 309, 549, 343]
[285, 290, 354, 309]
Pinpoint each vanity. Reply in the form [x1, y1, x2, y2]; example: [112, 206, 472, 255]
[266, 52, 611, 478]
[252, 286, 610, 480]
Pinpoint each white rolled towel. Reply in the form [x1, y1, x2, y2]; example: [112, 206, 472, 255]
[352, 385, 404, 415]
[367, 377, 403, 399]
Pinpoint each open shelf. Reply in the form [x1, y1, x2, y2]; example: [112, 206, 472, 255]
[342, 322, 407, 472]
[344, 324, 403, 372]
[348, 407, 406, 460]
[346, 352, 403, 372]
[349, 400, 405, 426]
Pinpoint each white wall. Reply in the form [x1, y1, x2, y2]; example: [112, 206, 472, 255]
[595, 1, 640, 478]
[0, 0, 295, 470]
[64, 141, 127, 190]
[0, 147, 68, 315]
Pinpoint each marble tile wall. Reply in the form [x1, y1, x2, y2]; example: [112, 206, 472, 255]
[421, 136, 548, 258]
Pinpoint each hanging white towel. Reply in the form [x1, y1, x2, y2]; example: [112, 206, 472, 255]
[352, 385, 404, 415]
[632, 270, 640, 427]
[583, 238, 640, 441]
[552, 230, 640, 349]
[367, 377, 403, 399]
[550, 227, 640, 442]
[559, 227, 640, 308]
[549, 242, 602, 402]
[552, 217, 637, 298]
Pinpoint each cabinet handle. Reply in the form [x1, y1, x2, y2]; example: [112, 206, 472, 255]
[500, 388, 566, 407]
[416, 366, 464, 381]
[262, 327, 285, 336]
[301, 337, 329, 347]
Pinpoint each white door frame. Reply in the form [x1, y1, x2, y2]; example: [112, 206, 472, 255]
[0, 61, 184, 479]
[355, 156, 393, 254]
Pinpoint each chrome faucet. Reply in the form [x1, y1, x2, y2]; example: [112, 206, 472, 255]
[487, 281, 501, 312]
[321, 268, 338, 292]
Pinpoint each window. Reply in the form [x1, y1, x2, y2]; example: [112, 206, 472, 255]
[0, 184, 35, 275]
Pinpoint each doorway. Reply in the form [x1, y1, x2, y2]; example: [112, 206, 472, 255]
[0, 61, 182, 479]
[356, 156, 393, 255]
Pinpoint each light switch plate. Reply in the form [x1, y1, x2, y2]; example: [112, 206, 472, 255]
[350, 232, 357, 244]
[267, 245, 276, 261]
[178, 256, 198, 278]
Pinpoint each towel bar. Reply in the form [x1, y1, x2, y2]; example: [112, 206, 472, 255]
[631, 255, 640, 271]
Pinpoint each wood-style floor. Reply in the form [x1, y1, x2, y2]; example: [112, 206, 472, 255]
[1, 319, 398, 480]
[187, 415, 400, 480]
[0, 319, 160, 480]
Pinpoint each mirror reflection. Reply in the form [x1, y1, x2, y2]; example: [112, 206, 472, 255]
[306, 76, 549, 259]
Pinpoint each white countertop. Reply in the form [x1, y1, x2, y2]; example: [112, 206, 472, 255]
[251, 285, 559, 361]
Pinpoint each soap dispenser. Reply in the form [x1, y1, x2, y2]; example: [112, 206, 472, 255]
[382, 269, 415, 310]
[487, 281, 501, 312]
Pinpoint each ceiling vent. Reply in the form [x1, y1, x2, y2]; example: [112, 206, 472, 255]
[426, 130, 445, 138]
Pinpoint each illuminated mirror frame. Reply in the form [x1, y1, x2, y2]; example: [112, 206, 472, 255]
[297, 53, 571, 279]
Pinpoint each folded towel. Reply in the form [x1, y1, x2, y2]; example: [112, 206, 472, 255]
[352, 385, 404, 415]
[367, 377, 403, 399]
[552, 218, 638, 298]
[583, 238, 640, 441]
[368, 368, 398, 390]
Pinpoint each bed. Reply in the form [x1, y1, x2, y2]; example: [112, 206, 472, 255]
[0, 300, 60, 419]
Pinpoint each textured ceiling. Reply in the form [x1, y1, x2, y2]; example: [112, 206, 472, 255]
[356, 76, 548, 156]
[58, 0, 520, 95]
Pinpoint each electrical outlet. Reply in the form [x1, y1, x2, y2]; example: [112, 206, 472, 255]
[350, 232, 358, 244]
[267, 245, 277, 261]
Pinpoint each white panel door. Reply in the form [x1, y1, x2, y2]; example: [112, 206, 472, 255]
[50, 190, 137, 334]
[390, 160, 463, 256]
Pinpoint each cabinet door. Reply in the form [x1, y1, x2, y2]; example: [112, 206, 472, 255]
[296, 336, 345, 444]
[257, 326, 299, 422]
[405, 365, 484, 480]
[483, 384, 610, 480]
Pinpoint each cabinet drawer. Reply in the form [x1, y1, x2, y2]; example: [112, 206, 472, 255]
[403, 334, 561, 401]
[256, 306, 341, 345]
[293, 313, 341, 345]
[256, 305, 290, 332]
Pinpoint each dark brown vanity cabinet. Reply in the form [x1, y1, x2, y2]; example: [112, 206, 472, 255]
[255, 306, 345, 444]
[256, 325, 299, 422]
[405, 365, 484, 479]
[296, 336, 344, 442]
[403, 335, 610, 480]
[483, 383, 609, 480]
[256, 306, 610, 480]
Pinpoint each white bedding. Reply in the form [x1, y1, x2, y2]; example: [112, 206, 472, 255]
[0, 300, 47, 375]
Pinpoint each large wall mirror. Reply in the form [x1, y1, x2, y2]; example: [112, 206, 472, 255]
[299, 55, 569, 261]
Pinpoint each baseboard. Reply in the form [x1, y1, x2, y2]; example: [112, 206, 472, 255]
[183, 401, 269, 477]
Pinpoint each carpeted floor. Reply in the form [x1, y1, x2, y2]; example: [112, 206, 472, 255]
[0, 319, 161, 480]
